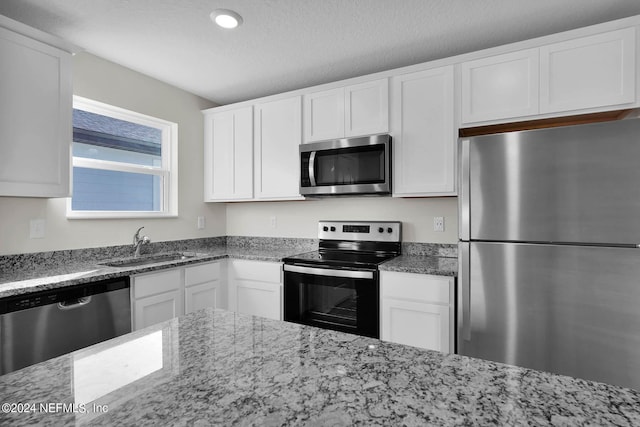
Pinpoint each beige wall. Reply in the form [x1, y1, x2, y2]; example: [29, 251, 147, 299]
[226, 197, 458, 243]
[0, 52, 225, 255]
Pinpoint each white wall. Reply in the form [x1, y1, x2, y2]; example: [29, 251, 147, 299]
[226, 197, 458, 243]
[0, 52, 225, 255]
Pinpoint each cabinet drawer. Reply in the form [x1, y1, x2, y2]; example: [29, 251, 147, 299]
[133, 269, 182, 299]
[231, 260, 281, 283]
[380, 271, 451, 304]
[185, 262, 220, 286]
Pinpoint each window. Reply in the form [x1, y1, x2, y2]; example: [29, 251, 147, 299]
[67, 96, 178, 218]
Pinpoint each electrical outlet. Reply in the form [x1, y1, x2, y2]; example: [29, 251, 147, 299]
[269, 216, 277, 229]
[433, 216, 445, 232]
[30, 219, 46, 239]
[197, 216, 206, 229]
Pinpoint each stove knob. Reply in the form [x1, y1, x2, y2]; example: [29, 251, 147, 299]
[387, 227, 393, 233]
[378, 227, 384, 233]
[330, 226, 336, 232]
[323, 226, 329, 232]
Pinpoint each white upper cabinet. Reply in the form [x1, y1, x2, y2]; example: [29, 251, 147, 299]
[254, 96, 303, 200]
[391, 66, 456, 196]
[540, 27, 636, 114]
[461, 27, 637, 125]
[203, 106, 253, 202]
[345, 79, 389, 137]
[304, 87, 345, 142]
[304, 78, 389, 142]
[461, 49, 540, 124]
[0, 19, 72, 197]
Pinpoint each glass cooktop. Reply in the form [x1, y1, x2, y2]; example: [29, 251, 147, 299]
[283, 250, 397, 269]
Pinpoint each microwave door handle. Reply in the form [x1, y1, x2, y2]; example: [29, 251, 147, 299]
[309, 151, 317, 186]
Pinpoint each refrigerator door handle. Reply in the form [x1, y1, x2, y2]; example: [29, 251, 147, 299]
[459, 138, 470, 241]
[458, 242, 471, 343]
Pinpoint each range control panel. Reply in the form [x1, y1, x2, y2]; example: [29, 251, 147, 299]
[318, 221, 402, 242]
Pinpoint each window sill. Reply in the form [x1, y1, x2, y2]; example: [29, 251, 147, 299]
[66, 211, 178, 220]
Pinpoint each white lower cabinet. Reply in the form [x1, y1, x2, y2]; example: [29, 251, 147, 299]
[380, 271, 454, 353]
[131, 261, 225, 330]
[228, 259, 282, 320]
[184, 261, 226, 314]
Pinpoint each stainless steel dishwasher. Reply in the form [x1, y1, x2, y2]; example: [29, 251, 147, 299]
[0, 277, 131, 375]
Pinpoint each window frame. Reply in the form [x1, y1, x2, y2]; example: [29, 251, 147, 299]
[67, 96, 178, 219]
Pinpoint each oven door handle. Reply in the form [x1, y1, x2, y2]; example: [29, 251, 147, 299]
[284, 264, 374, 279]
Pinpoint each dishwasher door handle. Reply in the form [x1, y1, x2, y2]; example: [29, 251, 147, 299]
[58, 296, 92, 311]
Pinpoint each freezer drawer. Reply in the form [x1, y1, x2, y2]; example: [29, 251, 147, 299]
[463, 119, 640, 245]
[458, 242, 640, 390]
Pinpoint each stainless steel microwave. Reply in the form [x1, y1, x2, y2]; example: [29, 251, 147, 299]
[299, 134, 391, 196]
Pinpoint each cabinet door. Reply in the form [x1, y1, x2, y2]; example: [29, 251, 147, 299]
[204, 107, 253, 201]
[235, 280, 282, 320]
[185, 281, 222, 314]
[540, 27, 636, 114]
[345, 78, 389, 137]
[381, 298, 450, 352]
[391, 66, 455, 196]
[228, 260, 282, 320]
[0, 26, 71, 197]
[461, 49, 539, 124]
[303, 88, 344, 142]
[254, 96, 302, 200]
[133, 290, 181, 330]
[184, 261, 225, 312]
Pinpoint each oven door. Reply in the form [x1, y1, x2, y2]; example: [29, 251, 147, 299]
[283, 264, 379, 338]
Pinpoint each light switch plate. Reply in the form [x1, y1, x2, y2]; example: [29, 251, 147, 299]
[197, 216, 206, 229]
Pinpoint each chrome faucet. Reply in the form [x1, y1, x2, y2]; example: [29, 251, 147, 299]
[133, 226, 150, 258]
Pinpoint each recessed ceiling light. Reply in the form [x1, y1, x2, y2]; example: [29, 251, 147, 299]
[210, 9, 243, 29]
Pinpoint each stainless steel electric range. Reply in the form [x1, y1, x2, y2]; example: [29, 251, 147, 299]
[283, 220, 401, 338]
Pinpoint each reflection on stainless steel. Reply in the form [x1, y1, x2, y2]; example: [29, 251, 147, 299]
[468, 120, 640, 245]
[461, 242, 640, 389]
[458, 119, 640, 390]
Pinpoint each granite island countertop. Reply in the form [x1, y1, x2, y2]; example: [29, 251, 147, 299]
[1, 308, 638, 426]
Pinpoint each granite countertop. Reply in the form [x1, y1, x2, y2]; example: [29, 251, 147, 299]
[379, 254, 457, 276]
[1, 308, 638, 426]
[0, 239, 458, 299]
[0, 244, 304, 299]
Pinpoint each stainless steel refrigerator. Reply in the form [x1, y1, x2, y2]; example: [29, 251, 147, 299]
[458, 118, 640, 390]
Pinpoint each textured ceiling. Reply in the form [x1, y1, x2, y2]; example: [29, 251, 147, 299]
[2, 0, 640, 105]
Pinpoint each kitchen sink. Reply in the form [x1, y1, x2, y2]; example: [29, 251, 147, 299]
[99, 252, 198, 267]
